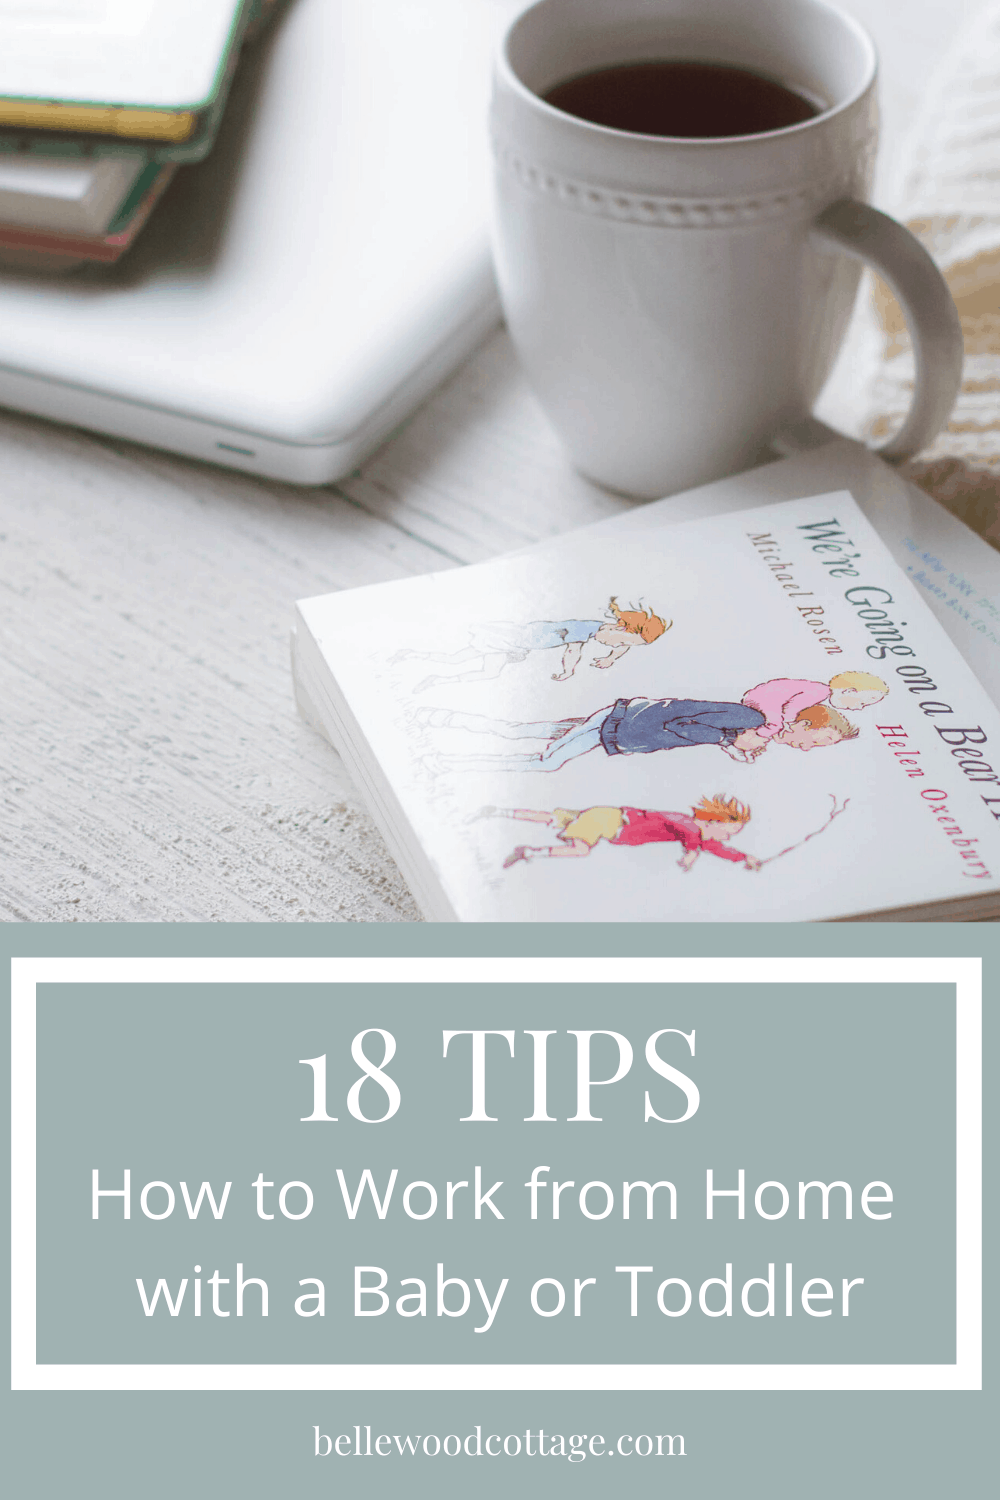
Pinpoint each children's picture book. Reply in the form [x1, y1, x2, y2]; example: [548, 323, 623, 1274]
[294, 481, 1000, 922]
[600, 434, 1000, 709]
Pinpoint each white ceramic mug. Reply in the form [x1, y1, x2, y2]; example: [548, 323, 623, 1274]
[490, 0, 964, 497]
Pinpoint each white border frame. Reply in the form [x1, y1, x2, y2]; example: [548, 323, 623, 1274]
[10, 956, 982, 1391]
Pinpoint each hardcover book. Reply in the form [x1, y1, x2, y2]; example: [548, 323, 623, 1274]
[0, 162, 174, 269]
[0, 150, 143, 235]
[0, 0, 254, 160]
[293, 464, 1000, 922]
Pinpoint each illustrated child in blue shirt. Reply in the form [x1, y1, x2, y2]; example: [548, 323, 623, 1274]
[391, 597, 669, 692]
[415, 697, 857, 772]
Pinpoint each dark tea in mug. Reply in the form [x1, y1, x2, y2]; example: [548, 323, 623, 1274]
[543, 60, 824, 138]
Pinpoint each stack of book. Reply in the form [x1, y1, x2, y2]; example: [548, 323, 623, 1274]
[0, 0, 282, 271]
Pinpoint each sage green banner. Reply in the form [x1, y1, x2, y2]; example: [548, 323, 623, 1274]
[4, 925, 995, 1500]
[37, 980, 953, 1367]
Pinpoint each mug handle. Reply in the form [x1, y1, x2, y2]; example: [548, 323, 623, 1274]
[808, 198, 964, 462]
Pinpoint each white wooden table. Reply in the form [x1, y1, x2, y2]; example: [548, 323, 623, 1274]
[0, 0, 983, 921]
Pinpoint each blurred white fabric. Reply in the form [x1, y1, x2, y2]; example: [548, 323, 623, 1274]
[818, 3, 1000, 541]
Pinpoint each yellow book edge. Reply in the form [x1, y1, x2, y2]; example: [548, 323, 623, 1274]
[0, 100, 197, 143]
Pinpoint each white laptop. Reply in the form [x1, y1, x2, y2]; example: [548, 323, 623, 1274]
[0, 0, 507, 483]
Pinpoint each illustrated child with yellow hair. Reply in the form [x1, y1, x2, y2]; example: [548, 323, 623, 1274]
[741, 671, 887, 744]
[391, 597, 670, 693]
[479, 795, 761, 873]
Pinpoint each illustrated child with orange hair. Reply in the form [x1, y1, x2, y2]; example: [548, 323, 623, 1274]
[741, 670, 887, 745]
[478, 795, 761, 873]
[391, 597, 670, 693]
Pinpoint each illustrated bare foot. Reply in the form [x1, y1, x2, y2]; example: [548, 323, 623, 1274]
[466, 805, 499, 824]
[503, 846, 531, 869]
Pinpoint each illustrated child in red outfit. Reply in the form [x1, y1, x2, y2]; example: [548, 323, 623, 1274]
[481, 795, 760, 873]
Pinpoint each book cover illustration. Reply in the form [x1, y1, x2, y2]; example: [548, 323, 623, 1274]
[390, 598, 672, 692]
[295, 491, 1000, 920]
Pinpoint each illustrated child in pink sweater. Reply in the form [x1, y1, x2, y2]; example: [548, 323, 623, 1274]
[739, 670, 887, 752]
